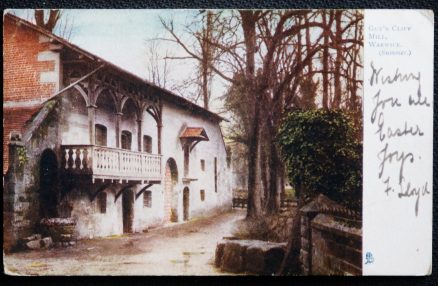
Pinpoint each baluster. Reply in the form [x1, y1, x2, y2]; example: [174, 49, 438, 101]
[112, 152, 114, 173]
[67, 148, 74, 170]
[61, 148, 67, 169]
[74, 148, 81, 169]
[83, 148, 89, 170]
[98, 149, 102, 170]
[79, 148, 84, 169]
[103, 150, 107, 170]
[119, 151, 123, 174]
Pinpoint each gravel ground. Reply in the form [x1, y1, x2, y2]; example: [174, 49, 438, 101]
[4, 209, 246, 276]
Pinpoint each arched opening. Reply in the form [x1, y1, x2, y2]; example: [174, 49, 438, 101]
[183, 187, 190, 221]
[39, 149, 59, 218]
[95, 90, 117, 148]
[122, 188, 135, 233]
[95, 124, 107, 146]
[143, 135, 152, 153]
[121, 130, 132, 150]
[164, 158, 178, 223]
[142, 106, 159, 154]
[121, 98, 139, 151]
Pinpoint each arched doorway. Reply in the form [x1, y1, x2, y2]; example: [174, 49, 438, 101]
[39, 149, 59, 218]
[122, 188, 135, 233]
[164, 158, 178, 223]
[183, 187, 190, 221]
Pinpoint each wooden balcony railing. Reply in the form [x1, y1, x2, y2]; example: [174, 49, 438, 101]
[61, 145, 162, 182]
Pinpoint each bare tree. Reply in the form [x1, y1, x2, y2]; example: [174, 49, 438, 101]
[33, 9, 74, 40]
[145, 39, 170, 88]
[34, 9, 61, 32]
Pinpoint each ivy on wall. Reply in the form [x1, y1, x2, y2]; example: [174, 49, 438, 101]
[277, 109, 362, 212]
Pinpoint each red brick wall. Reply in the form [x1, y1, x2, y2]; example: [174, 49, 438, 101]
[3, 17, 57, 103]
[3, 106, 41, 174]
[3, 16, 58, 174]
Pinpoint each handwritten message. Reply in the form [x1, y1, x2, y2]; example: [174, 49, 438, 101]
[363, 10, 433, 275]
[369, 62, 431, 216]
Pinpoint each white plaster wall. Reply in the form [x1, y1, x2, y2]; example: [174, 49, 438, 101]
[59, 91, 232, 236]
[132, 184, 164, 232]
[95, 109, 117, 148]
[60, 92, 89, 145]
[61, 113, 89, 145]
[142, 111, 158, 154]
[66, 188, 123, 239]
[158, 103, 232, 222]
[120, 116, 138, 151]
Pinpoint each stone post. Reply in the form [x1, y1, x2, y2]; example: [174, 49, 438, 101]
[137, 119, 143, 152]
[115, 112, 123, 148]
[87, 105, 97, 145]
[4, 134, 25, 252]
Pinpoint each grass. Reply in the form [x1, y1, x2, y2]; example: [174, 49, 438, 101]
[105, 234, 127, 239]
[284, 188, 295, 199]
[27, 261, 48, 268]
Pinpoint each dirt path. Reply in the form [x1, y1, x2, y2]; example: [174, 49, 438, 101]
[4, 209, 246, 276]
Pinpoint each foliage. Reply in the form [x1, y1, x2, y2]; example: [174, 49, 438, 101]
[17, 146, 28, 168]
[277, 109, 362, 212]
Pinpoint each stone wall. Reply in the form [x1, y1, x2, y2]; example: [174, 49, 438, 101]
[264, 206, 297, 242]
[300, 194, 362, 276]
[3, 101, 61, 252]
[310, 214, 361, 275]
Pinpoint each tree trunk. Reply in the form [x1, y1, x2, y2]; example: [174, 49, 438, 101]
[200, 11, 214, 110]
[332, 10, 343, 109]
[267, 143, 282, 214]
[261, 139, 270, 209]
[34, 9, 60, 32]
[277, 184, 305, 275]
[246, 105, 262, 218]
[305, 13, 313, 75]
[322, 11, 330, 109]
[240, 11, 263, 219]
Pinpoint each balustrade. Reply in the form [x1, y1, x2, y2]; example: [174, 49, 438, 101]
[61, 145, 161, 181]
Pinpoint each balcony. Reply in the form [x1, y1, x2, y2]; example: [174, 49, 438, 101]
[61, 145, 162, 183]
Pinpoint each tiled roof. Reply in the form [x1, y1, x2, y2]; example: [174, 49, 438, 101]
[4, 13, 226, 123]
[180, 127, 209, 141]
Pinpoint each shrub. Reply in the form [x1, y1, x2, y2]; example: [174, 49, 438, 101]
[277, 109, 362, 212]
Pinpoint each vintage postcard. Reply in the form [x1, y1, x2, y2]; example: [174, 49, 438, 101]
[2, 9, 433, 276]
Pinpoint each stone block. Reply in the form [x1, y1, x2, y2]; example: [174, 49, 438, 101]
[246, 242, 286, 275]
[60, 233, 73, 241]
[215, 241, 226, 267]
[41, 237, 53, 248]
[220, 240, 255, 273]
[25, 239, 41, 250]
[22, 233, 42, 243]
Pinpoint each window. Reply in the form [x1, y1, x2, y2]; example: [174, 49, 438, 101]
[143, 135, 152, 153]
[97, 192, 107, 214]
[95, 124, 107, 146]
[200, 159, 205, 171]
[143, 191, 152, 208]
[214, 157, 218, 193]
[121, 130, 132, 150]
[200, 190, 205, 201]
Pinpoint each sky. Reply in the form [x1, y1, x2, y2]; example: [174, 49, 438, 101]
[8, 9, 228, 113]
